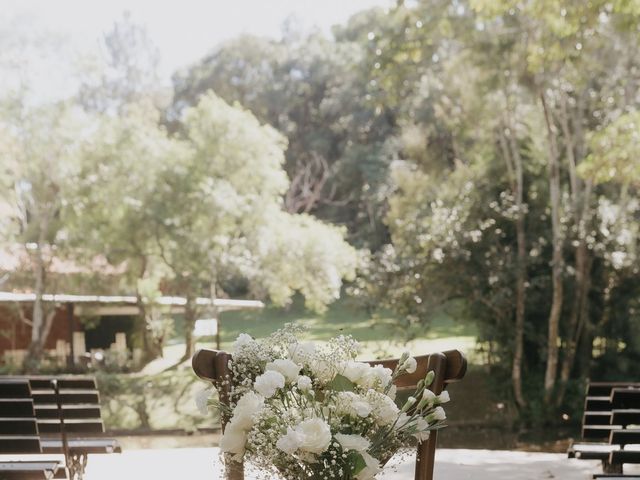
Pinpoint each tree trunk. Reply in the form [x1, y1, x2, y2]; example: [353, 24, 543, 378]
[512, 179, 527, 410]
[555, 92, 591, 406]
[557, 242, 591, 405]
[498, 110, 528, 409]
[182, 295, 197, 361]
[541, 92, 564, 405]
[28, 231, 48, 367]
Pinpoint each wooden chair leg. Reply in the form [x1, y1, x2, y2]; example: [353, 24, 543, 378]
[414, 353, 447, 480]
[415, 430, 438, 480]
[602, 459, 623, 474]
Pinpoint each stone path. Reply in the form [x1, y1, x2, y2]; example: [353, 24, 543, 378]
[82, 447, 640, 479]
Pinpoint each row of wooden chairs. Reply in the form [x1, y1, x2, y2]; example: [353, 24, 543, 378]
[568, 381, 640, 479]
[0, 376, 120, 480]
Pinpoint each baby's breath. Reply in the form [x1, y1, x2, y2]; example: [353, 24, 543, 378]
[202, 324, 449, 480]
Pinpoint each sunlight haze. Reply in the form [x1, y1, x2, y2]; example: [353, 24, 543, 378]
[3, 0, 392, 92]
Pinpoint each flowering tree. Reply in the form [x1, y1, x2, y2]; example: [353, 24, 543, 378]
[150, 92, 357, 359]
[71, 92, 357, 361]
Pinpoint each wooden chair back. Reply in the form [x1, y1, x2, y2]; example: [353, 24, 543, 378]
[192, 348, 467, 480]
[0, 379, 42, 454]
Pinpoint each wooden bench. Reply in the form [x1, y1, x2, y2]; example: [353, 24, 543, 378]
[0, 378, 66, 480]
[192, 347, 467, 480]
[3, 376, 121, 480]
[568, 382, 640, 476]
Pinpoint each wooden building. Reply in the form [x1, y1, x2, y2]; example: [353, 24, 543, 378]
[0, 291, 263, 367]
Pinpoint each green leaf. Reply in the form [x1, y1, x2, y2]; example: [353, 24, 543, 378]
[329, 374, 356, 392]
[351, 452, 367, 475]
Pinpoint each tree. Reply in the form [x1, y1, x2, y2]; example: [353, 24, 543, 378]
[72, 92, 357, 361]
[77, 12, 165, 114]
[351, 0, 640, 419]
[68, 101, 181, 361]
[151, 92, 357, 359]
[0, 101, 90, 363]
[170, 25, 399, 249]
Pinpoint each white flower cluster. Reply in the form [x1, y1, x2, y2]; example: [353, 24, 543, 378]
[202, 326, 450, 480]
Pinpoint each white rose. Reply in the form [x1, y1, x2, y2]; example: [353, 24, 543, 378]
[232, 333, 255, 354]
[362, 364, 393, 390]
[219, 421, 247, 460]
[335, 391, 372, 418]
[296, 418, 332, 454]
[367, 390, 399, 426]
[404, 357, 417, 374]
[230, 391, 264, 430]
[276, 427, 304, 455]
[355, 452, 381, 480]
[266, 358, 302, 383]
[334, 433, 370, 452]
[254, 370, 285, 398]
[427, 406, 446, 422]
[297, 375, 313, 392]
[437, 391, 450, 404]
[288, 341, 316, 364]
[342, 361, 370, 383]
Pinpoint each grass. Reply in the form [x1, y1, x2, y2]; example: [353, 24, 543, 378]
[107, 298, 480, 432]
[189, 297, 479, 361]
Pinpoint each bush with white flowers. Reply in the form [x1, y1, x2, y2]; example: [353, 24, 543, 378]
[203, 324, 450, 480]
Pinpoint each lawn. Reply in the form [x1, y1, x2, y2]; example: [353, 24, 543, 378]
[190, 297, 479, 361]
[105, 298, 480, 433]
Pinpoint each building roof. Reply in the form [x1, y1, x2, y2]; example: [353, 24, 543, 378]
[0, 291, 264, 313]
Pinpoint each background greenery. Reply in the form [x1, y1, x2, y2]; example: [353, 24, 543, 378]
[1, 0, 640, 428]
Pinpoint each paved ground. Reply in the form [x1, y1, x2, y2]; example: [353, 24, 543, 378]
[80, 447, 640, 479]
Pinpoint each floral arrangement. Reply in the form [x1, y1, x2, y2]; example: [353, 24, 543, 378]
[199, 325, 450, 479]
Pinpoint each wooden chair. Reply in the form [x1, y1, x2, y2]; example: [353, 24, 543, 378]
[192, 348, 467, 480]
[4, 376, 121, 480]
[568, 381, 640, 476]
[0, 378, 66, 480]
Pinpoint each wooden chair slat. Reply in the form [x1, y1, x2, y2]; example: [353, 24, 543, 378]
[0, 436, 42, 453]
[37, 419, 104, 434]
[35, 405, 102, 420]
[31, 391, 100, 405]
[0, 418, 39, 435]
[588, 383, 640, 397]
[0, 461, 60, 480]
[593, 475, 640, 480]
[586, 396, 613, 411]
[27, 378, 97, 390]
[612, 389, 640, 409]
[0, 399, 36, 417]
[609, 429, 640, 446]
[610, 450, 640, 465]
[585, 412, 613, 425]
[583, 425, 623, 440]
[41, 438, 121, 454]
[611, 409, 640, 427]
[0, 380, 32, 399]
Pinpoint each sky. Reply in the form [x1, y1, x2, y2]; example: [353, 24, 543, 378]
[3, 0, 392, 92]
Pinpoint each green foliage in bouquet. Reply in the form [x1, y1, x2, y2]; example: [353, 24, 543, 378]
[200, 325, 449, 480]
